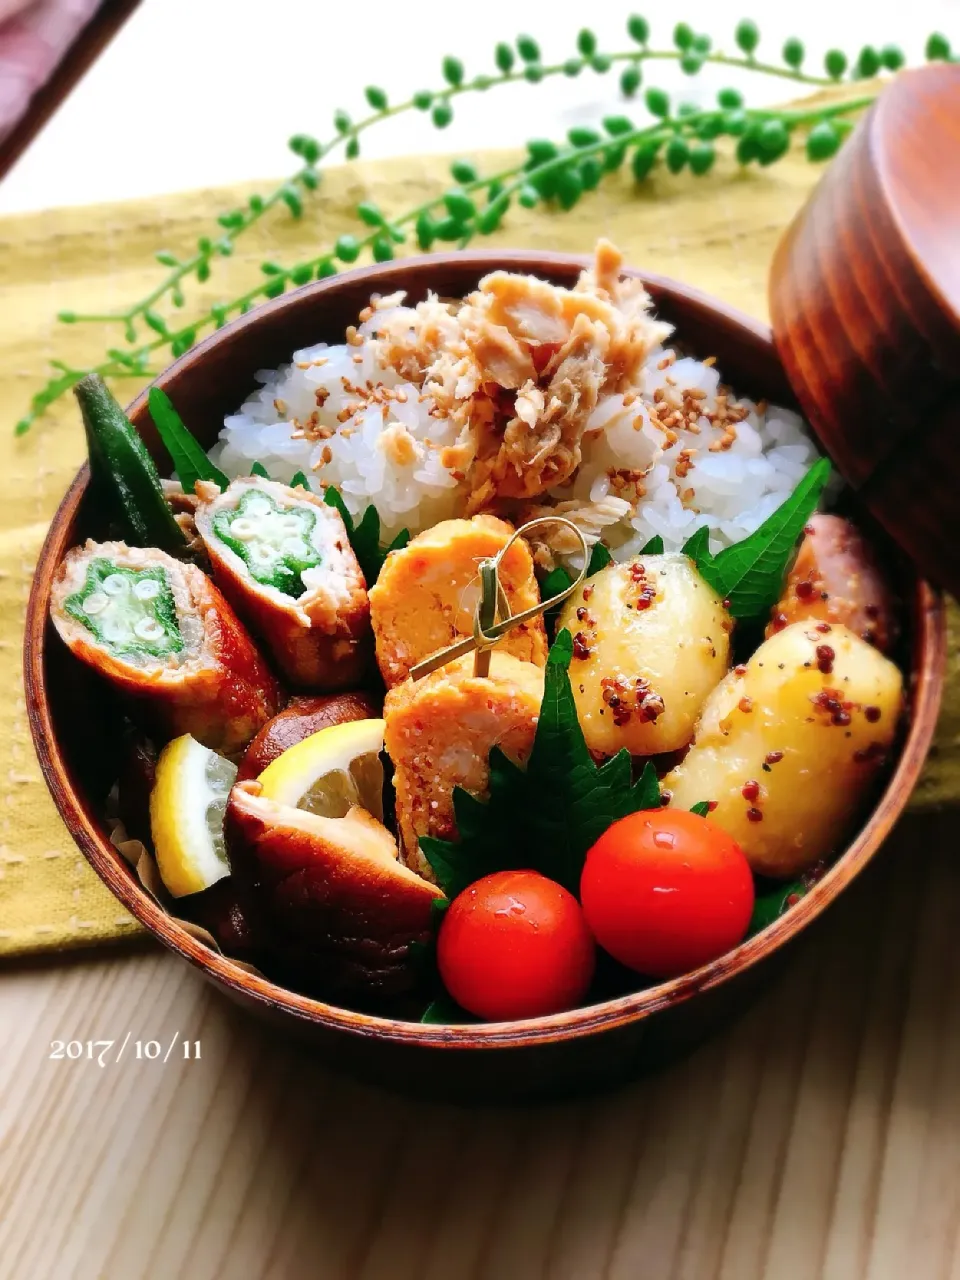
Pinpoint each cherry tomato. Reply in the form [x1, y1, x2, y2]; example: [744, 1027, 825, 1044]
[437, 870, 596, 1021]
[580, 809, 754, 978]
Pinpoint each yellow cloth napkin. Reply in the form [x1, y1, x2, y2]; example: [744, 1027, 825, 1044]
[2, 138, 957, 957]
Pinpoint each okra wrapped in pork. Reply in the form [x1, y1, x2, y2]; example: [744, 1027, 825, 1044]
[194, 477, 370, 690]
[50, 540, 283, 755]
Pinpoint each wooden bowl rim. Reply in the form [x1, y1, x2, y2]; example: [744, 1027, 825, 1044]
[23, 251, 947, 1051]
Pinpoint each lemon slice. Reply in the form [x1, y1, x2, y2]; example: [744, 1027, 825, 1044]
[256, 718, 385, 823]
[150, 735, 238, 898]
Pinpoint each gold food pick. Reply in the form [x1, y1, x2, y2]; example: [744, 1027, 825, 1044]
[409, 516, 591, 681]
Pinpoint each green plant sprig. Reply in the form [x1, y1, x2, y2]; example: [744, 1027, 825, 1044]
[19, 13, 955, 435]
[54, 16, 929, 340]
[14, 93, 874, 436]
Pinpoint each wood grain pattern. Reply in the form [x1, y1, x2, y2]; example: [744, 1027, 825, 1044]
[1, 812, 960, 1279]
[769, 63, 960, 595]
[23, 252, 946, 1101]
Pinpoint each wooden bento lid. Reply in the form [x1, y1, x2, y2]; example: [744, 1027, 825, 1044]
[769, 62, 960, 597]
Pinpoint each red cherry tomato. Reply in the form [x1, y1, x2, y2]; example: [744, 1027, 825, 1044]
[580, 809, 754, 978]
[437, 870, 596, 1021]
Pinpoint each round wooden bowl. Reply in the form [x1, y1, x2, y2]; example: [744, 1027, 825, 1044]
[770, 62, 960, 597]
[24, 252, 946, 1103]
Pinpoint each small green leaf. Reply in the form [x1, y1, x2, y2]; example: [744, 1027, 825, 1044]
[640, 534, 664, 554]
[806, 120, 841, 162]
[450, 158, 478, 184]
[372, 236, 394, 263]
[686, 458, 831, 619]
[442, 55, 464, 86]
[783, 37, 805, 69]
[333, 109, 351, 134]
[577, 27, 597, 56]
[645, 86, 670, 118]
[580, 157, 603, 191]
[925, 32, 951, 61]
[516, 33, 540, 62]
[627, 14, 650, 45]
[357, 201, 383, 226]
[494, 41, 514, 73]
[477, 193, 510, 234]
[689, 801, 712, 818]
[855, 46, 881, 79]
[825, 48, 848, 79]
[281, 187, 303, 217]
[665, 135, 689, 173]
[290, 471, 310, 490]
[384, 528, 410, 556]
[718, 87, 743, 109]
[335, 234, 361, 263]
[682, 523, 712, 563]
[251, 461, 270, 479]
[689, 140, 716, 175]
[673, 21, 695, 50]
[586, 541, 612, 575]
[322, 487, 406, 583]
[556, 168, 583, 210]
[148, 386, 229, 495]
[421, 996, 474, 1024]
[631, 143, 659, 181]
[620, 64, 642, 96]
[735, 19, 760, 55]
[365, 85, 388, 110]
[413, 90, 433, 110]
[144, 310, 168, 336]
[444, 188, 476, 221]
[416, 212, 436, 250]
[432, 102, 454, 129]
[568, 126, 601, 148]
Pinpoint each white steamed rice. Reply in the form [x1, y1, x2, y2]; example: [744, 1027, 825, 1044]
[210, 305, 821, 561]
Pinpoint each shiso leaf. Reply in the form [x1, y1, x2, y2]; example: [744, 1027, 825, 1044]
[289, 470, 310, 490]
[147, 387, 229, 495]
[420, 629, 664, 897]
[689, 801, 712, 817]
[322, 485, 410, 584]
[250, 461, 271, 479]
[542, 539, 612, 629]
[682, 458, 831, 621]
[421, 995, 474, 1024]
[640, 534, 665, 554]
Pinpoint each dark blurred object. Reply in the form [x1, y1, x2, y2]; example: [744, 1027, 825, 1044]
[0, 0, 140, 179]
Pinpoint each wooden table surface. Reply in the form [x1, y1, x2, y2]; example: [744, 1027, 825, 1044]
[2, 809, 959, 1280]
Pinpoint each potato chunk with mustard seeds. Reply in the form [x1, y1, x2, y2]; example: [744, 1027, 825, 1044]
[556, 553, 731, 757]
[664, 621, 903, 878]
[383, 653, 545, 876]
[369, 514, 548, 688]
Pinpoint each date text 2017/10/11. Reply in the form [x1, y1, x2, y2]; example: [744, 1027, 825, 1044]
[49, 1034, 200, 1066]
